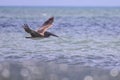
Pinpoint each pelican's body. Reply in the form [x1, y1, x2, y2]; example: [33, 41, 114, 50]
[23, 17, 58, 38]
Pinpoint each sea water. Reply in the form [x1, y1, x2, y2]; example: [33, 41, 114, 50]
[0, 6, 120, 69]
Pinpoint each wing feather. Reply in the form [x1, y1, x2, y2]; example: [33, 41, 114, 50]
[36, 17, 54, 35]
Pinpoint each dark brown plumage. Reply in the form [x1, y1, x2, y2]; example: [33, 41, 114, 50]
[23, 17, 59, 38]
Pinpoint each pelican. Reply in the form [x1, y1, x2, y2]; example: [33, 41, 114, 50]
[23, 17, 59, 38]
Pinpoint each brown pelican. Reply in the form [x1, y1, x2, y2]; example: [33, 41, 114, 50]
[23, 17, 59, 38]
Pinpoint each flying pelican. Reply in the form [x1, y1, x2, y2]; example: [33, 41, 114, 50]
[23, 17, 59, 38]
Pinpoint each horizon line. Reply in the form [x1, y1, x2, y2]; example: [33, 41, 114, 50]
[0, 5, 120, 8]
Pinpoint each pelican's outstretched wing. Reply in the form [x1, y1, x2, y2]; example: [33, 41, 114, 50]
[23, 24, 42, 37]
[22, 24, 32, 33]
[36, 17, 54, 35]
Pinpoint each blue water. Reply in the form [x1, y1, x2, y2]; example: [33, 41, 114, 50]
[0, 6, 120, 69]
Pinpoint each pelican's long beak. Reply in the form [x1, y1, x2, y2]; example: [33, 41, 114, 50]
[51, 33, 59, 37]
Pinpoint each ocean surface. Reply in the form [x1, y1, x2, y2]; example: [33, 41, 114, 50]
[0, 6, 120, 70]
